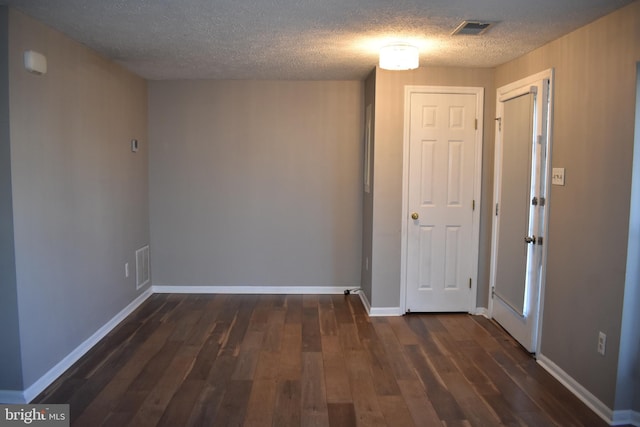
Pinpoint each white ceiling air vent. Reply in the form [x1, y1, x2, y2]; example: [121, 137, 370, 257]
[452, 21, 494, 36]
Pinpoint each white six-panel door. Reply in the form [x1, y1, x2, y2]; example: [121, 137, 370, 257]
[402, 88, 483, 313]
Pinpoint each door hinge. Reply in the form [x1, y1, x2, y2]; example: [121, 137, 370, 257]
[491, 287, 495, 298]
[495, 203, 499, 216]
[475, 118, 478, 130]
[495, 117, 502, 131]
[469, 278, 472, 289]
[472, 199, 475, 211]
[532, 196, 546, 207]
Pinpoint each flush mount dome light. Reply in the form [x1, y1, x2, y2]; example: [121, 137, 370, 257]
[379, 43, 419, 70]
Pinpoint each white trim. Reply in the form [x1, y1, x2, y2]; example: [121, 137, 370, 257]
[497, 69, 554, 98]
[151, 285, 348, 294]
[473, 307, 489, 318]
[357, 291, 402, 316]
[498, 84, 538, 103]
[611, 410, 640, 426]
[400, 85, 483, 314]
[358, 290, 372, 313]
[537, 353, 616, 425]
[7, 288, 153, 404]
[368, 307, 403, 317]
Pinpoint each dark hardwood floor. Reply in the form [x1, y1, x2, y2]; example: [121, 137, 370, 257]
[34, 294, 610, 426]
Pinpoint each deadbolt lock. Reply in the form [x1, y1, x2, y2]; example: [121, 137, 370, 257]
[524, 235, 537, 244]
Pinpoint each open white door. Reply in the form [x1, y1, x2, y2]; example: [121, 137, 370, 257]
[490, 70, 553, 353]
[402, 86, 483, 313]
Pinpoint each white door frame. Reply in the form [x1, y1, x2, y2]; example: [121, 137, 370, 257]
[488, 69, 554, 353]
[400, 85, 484, 314]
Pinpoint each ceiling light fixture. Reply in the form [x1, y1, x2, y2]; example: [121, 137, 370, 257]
[379, 43, 419, 71]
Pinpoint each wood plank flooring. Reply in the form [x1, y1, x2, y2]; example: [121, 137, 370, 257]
[33, 294, 610, 426]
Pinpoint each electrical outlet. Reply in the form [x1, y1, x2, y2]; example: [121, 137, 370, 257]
[597, 332, 606, 356]
[125, 262, 129, 278]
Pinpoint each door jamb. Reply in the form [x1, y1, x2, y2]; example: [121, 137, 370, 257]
[400, 85, 484, 314]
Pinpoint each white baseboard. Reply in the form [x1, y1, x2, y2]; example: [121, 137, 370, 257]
[151, 285, 348, 294]
[358, 290, 371, 313]
[611, 410, 640, 426]
[473, 307, 489, 317]
[1, 288, 153, 404]
[537, 354, 617, 425]
[368, 306, 403, 316]
[356, 291, 402, 316]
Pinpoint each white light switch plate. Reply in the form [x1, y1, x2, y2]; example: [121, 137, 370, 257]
[552, 168, 565, 186]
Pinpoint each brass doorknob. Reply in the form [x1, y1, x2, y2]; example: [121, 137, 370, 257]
[411, 212, 419, 220]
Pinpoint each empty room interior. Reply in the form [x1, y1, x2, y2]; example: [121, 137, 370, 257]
[1, 0, 639, 426]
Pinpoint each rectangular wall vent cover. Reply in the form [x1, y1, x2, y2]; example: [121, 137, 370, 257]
[452, 21, 494, 36]
[135, 245, 150, 289]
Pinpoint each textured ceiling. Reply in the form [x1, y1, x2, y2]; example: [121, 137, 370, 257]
[2, 0, 635, 80]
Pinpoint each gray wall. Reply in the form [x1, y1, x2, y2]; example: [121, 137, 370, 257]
[496, 1, 640, 408]
[8, 9, 149, 388]
[0, 6, 23, 391]
[368, 67, 496, 308]
[149, 80, 363, 289]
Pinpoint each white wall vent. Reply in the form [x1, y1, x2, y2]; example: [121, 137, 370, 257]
[135, 245, 150, 289]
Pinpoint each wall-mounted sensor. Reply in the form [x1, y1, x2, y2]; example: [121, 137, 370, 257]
[24, 50, 47, 75]
[131, 139, 139, 153]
